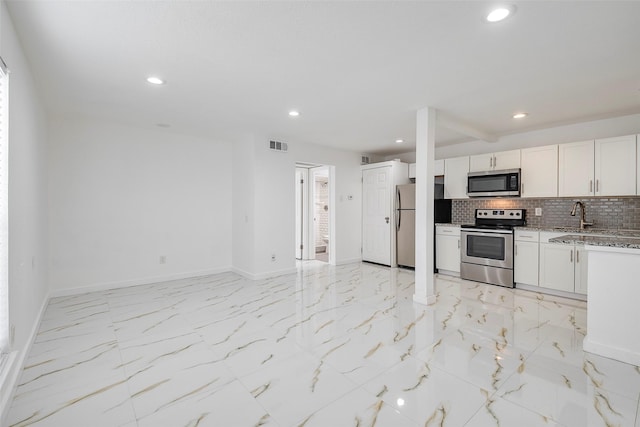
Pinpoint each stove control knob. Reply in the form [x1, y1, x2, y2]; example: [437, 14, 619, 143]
[510, 212, 514, 216]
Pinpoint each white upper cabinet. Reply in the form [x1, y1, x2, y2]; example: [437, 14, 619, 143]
[408, 163, 416, 179]
[434, 159, 445, 176]
[520, 145, 558, 198]
[594, 135, 636, 196]
[638, 136, 640, 195]
[558, 140, 595, 197]
[444, 156, 469, 199]
[559, 135, 636, 197]
[408, 159, 445, 178]
[469, 154, 493, 172]
[469, 149, 520, 172]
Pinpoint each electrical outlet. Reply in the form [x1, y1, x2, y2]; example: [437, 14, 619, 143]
[159, 256, 167, 264]
[535, 207, 542, 216]
[271, 253, 276, 262]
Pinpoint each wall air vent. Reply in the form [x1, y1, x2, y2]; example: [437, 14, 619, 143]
[361, 154, 371, 165]
[269, 140, 288, 152]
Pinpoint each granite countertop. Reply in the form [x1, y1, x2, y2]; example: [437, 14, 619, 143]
[514, 226, 640, 238]
[548, 234, 640, 250]
[435, 222, 465, 227]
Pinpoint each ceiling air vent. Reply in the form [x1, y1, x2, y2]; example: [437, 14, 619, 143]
[361, 154, 371, 165]
[269, 140, 288, 152]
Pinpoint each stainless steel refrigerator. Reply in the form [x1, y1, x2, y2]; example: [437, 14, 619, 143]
[396, 184, 417, 268]
[396, 180, 452, 268]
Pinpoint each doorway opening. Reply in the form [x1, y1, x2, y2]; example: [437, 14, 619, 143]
[295, 163, 335, 264]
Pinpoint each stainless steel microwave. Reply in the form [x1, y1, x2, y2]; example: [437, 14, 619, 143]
[467, 168, 520, 197]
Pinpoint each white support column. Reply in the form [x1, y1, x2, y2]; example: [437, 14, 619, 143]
[413, 107, 437, 305]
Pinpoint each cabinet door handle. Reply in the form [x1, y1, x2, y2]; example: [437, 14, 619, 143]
[589, 180, 593, 193]
[519, 235, 533, 239]
[493, 156, 497, 168]
[596, 180, 599, 193]
[570, 250, 573, 263]
[576, 249, 580, 263]
[521, 182, 524, 195]
[457, 239, 460, 249]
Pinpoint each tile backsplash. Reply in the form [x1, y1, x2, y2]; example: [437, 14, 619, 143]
[452, 197, 640, 230]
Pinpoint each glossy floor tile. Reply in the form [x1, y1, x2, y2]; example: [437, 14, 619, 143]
[5, 262, 640, 426]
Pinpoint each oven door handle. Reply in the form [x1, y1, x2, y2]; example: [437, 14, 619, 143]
[460, 229, 513, 236]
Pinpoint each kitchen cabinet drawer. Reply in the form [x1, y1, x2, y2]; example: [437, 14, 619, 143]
[436, 225, 460, 237]
[515, 230, 539, 242]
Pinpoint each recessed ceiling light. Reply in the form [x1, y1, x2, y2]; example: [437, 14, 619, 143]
[146, 76, 165, 85]
[395, 139, 404, 144]
[486, 6, 515, 22]
[288, 110, 300, 117]
[513, 112, 528, 119]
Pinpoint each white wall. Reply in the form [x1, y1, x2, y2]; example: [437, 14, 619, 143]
[435, 112, 640, 159]
[48, 117, 233, 293]
[232, 136, 363, 279]
[231, 138, 255, 276]
[1, 0, 49, 416]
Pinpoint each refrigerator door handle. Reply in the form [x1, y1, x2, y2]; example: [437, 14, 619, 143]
[396, 187, 401, 210]
[396, 209, 401, 231]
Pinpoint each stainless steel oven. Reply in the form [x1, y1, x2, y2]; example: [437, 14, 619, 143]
[461, 229, 513, 268]
[460, 209, 525, 288]
[461, 229, 514, 287]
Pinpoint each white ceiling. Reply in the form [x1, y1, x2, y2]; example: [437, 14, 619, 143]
[6, 1, 640, 155]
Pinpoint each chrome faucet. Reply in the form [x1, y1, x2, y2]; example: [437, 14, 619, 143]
[570, 201, 594, 229]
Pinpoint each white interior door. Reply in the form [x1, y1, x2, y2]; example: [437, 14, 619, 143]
[362, 166, 391, 265]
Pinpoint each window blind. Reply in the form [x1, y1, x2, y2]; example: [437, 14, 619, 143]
[0, 58, 9, 353]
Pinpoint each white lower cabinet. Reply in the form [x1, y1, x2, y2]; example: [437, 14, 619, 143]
[574, 246, 588, 295]
[514, 230, 539, 286]
[539, 243, 576, 292]
[436, 226, 460, 274]
[538, 232, 588, 294]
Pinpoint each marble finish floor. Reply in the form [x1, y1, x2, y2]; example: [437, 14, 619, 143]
[5, 261, 640, 426]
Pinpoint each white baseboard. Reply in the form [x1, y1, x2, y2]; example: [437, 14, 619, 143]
[515, 283, 587, 301]
[0, 291, 49, 425]
[49, 267, 233, 297]
[413, 293, 437, 306]
[583, 335, 640, 366]
[231, 266, 297, 281]
[335, 258, 362, 266]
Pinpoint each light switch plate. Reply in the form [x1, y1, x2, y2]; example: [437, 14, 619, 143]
[535, 207, 542, 216]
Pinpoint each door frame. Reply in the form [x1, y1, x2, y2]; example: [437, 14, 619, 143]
[296, 163, 335, 264]
[295, 167, 309, 260]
